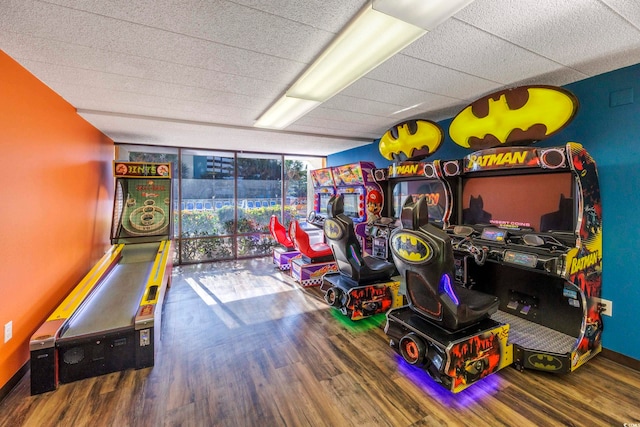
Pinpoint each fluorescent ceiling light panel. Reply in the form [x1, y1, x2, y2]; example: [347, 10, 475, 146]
[372, 0, 476, 31]
[286, 4, 426, 102]
[254, 96, 321, 129]
[255, 0, 473, 129]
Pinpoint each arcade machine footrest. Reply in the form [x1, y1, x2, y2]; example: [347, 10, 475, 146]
[321, 274, 402, 320]
[273, 247, 299, 271]
[290, 257, 337, 287]
[490, 310, 585, 373]
[385, 306, 511, 393]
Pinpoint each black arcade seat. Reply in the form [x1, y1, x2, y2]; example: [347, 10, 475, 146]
[390, 196, 499, 331]
[289, 220, 334, 263]
[323, 195, 396, 284]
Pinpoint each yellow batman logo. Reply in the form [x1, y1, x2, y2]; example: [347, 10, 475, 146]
[528, 354, 563, 371]
[323, 219, 343, 240]
[449, 85, 578, 150]
[391, 233, 432, 262]
[379, 119, 443, 161]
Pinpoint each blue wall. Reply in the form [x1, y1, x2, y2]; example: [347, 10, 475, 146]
[328, 63, 640, 361]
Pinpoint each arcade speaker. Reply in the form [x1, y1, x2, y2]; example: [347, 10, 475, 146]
[540, 148, 566, 169]
[374, 168, 388, 182]
[423, 163, 437, 179]
[442, 160, 461, 177]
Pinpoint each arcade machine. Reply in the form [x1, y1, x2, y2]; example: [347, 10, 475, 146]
[318, 121, 452, 320]
[269, 215, 299, 271]
[385, 85, 603, 393]
[30, 161, 173, 394]
[330, 162, 384, 256]
[307, 167, 337, 228]
[371, 119, 458, 262]
[320, 194, 402, 320]
[289, 219, 337, 287]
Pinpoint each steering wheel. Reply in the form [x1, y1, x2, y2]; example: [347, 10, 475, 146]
[468, 243, 488, 266]
[454, 237, 487, 266]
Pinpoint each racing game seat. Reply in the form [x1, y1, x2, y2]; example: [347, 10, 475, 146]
[324, 195, 396, 284]
[289, 220, 334, 263]
[390, 196, 499, 331]
[269, 215, 295, 251]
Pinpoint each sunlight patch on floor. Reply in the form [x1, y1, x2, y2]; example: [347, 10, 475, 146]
[186, 277, 217, 306]
[180, 260, 326, 329]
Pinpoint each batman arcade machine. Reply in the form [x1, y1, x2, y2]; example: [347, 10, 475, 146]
[320, 194, 402, 320]
[385, 86, 603, 392]
[319, 161, 401, 318]
[371, 119, 459, 262]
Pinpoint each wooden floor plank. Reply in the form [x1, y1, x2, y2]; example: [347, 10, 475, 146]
[2, 257, 640, 426]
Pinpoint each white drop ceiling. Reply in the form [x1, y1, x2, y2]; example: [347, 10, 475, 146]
[2, 0, 640, 157]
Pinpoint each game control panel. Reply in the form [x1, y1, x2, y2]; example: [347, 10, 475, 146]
[449, 225, 574, 277]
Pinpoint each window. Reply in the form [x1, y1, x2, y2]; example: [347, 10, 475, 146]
[117, 144, 323, 264]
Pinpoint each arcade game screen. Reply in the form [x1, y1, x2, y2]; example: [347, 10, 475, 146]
[461, 172, 575, 232]
[342, 193, 361, 218]
[392, 180, 447, 225]
[318, 193, 333, 215]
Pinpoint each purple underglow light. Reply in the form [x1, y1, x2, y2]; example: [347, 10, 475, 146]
[349, 244, 361, 266]
[439, 273, 459, 306]
[394, 354, 501, 408]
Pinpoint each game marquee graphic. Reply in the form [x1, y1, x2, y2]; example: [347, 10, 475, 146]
[114, 161, 171, 178]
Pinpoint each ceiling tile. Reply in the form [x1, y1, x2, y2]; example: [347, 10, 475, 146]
[366, 53, 501, 99]
[403, 18, 578, 85]
[2, 0, 640, 156]
[456, 0, 640, 75]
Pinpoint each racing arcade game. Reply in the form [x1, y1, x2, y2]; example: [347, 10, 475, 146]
[307, 167, 337, 228]
[331, 162, 383, 256]
[373, 161, 459, 262]
[289, 219, 338, 287]
[372, 119, 458, 263]
[269, 215, 299, 271]
[320, 195, 402, 320]
[385, 86, 603, 392]
[453, 141, 602, 373]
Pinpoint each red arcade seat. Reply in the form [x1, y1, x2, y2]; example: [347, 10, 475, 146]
[289, 220, 334, 263]
[269, 215, 295, 251]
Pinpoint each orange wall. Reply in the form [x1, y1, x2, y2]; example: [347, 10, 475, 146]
[0, 50, 114, 389]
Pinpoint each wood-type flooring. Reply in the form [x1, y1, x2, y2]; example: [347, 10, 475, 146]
[1, 257, 639, 426]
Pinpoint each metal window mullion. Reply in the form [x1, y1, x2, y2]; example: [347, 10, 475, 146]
[233, 152, 238, 259]
[177, 148, 183, 265]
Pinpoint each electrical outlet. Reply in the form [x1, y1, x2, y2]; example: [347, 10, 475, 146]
[4, 321, 12, 343]
[596, 298, 613, 317]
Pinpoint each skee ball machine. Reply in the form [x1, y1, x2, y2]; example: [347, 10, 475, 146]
[385, 85, 603, 393]
[30, 161, 173, 394]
